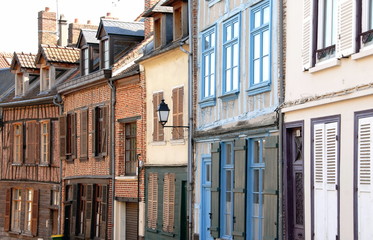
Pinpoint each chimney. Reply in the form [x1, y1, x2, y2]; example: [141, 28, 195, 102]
[144, 0, 158, 39]
[68, 19, 98, 47]
[38, 7, 57, 46]
[100, 12, 119, 20]
[58, 14, 68, 46]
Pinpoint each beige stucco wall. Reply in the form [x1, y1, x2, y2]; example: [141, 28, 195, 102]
[284, 94, 373, 240]
[141, 47, 189, 166]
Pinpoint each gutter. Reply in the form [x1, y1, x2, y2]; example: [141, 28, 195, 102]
[107, 78, 116, 240]
[0, 95, 54, 107]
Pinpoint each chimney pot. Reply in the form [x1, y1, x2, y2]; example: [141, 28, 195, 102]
[74, 18, 79, 23]
[45, 7, 50, 12]
[87, 20, 91, 24]
[107, 12, 111, 17]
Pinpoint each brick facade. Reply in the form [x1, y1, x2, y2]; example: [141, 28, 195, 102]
[38, 7, 57, 46]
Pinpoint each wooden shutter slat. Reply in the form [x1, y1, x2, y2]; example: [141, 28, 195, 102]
[85, 184, 93, 238]
[4, 188, 11, 232]
[148, 173, 158, 229]
[71, 113, 77, 159]
[178, 87, 184, 139]
[10, 124, 14, 162]
[101, 106, 108, 156]
[71, 184, 78, 236]
[59, 116, 67, 159]
[337, 0, 353, 57]
[210, 142, 220, 238]
[20, 123, 24, 163]
[153, 94, 158, 141]
[158, 93, 164, 141]
[232, 139, 246, 239]
[26, 122, 32, 164]
[302, 0, 312, 69]
[100, 185, 108, 238]
[262, 136, 279, 240]
[31, 189, 39, 236]
[91, 108, 96, 157]
[35, 122, 41, 163]
[172, 88, 178, 139]
[80, 109, 88, 159]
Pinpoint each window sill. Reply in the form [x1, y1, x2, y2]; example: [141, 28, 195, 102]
[146, 228, 158, 233]
[199, 97, 216, 108]
[219, 91, 239, 102]
[170, 139, 185, 145]
[352, 46, 373, 60]
[161, 231, 175, 237]
[38, 163, 50, 167]
[8, 231, 21, 235]
[208, 0, 222, 7]
[247, 83, 271, 96]
[11, 163, 22, 166]
[151, 141, 166, 146]
[94, 156, 105, 161]
[79, 157, 88, 161]
[309, 58, 340, 73]
[115, 176, 138, 181]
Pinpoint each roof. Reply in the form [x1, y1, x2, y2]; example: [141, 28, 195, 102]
[0, 52, 12, 68]
[162, 0, 187, 6]
[78, 29, 99, 46]
[98, 19, 144, 37]
[36, 45, 80, 64]
[10, 52, 37, 70]
[0, 68, 15, 101]
[143, 0, 173, 17]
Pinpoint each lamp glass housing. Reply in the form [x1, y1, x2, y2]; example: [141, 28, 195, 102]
[157, 99, 170, 126]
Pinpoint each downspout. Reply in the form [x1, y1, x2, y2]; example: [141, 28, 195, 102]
[187, 0, 194, 239]
[53, 94, 63, 235]
[107, 79, 116, 240]
[278, 0, 285, 238]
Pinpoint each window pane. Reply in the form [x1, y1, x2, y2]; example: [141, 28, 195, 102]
[254, 59, 260, 84]
[226, 170, 232, 193]
[211, 32, 215, 47]
[233, 21, 239, 38]
[252, 217, 260, 240]
[254, 10, 261, 28]
[253, 169, 260, 193]
[226, 25, 232, 41]
[263, 30, 270, 55]
[263, 56, 270, 82]
[254, 34, 261, 59]
[204, 55, 210, 77]
[226, 69, 232, 92]
[226, 46, 232, 68]
[206, 163, 211, 182]
[204, 77, 209, 97]
[233, 43, 239, 67]
[233, 67, 239, 90]
[225, 213, 232, 235]
[263, 6, 270, 24]
[253, 140, 260, 163]
[211, 52, 215, 75]
[204, 35, 210, 50]
[226, 144, 232, 164]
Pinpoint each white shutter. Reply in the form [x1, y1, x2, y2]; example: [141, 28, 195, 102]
[358, 117, 373, 240]
[302, 0, 313, 70]
[337, 0, 354, 57]
[313, 122, 338, 240]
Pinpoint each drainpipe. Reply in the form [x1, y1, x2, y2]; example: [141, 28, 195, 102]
[278, 0, 285, 238]
[53, 94, 63, 235]
[107, 79, 116, 240]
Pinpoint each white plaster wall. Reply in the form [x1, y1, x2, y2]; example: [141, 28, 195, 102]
[284, 94, 373, 240]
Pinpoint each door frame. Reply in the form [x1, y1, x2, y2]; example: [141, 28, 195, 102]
[200, 154, 212, 240]
[283, 121, 304, 239]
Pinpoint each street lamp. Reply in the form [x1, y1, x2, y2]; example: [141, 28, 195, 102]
[157, 99, 189, 128]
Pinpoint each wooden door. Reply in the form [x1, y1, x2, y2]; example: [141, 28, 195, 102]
[201, 157, 213, 240]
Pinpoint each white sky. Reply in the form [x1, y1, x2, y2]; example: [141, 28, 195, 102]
[0, 0, 144, 53]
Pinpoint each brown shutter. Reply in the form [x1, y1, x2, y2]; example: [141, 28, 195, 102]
[59, 116, 67, 159]
[158, 92, 164, 141]
[9, 124, 14, 162]
[80, 109, 88, 159]
[20, 123, 24, 163]
[71, 184, 78, 236]
[210, 142, 220, 238]
[125, 202, 139, 240]
[72, 113, 77, 159]
[85, 184, 93, 238]
[31, 189, 39, 236]
[4, 188, 11, 232]
[101, 106, 108, 156]
[172, 88, 178, 139]
[178, 87, 184, 138]
[147, 173, 158, 229]
[163, 173, 175, 233]
[91, 108, 96, 157]
[100, 185, 108, 238]
[35, 122, 40, 164]
[25, 121, 33, 164]
[153, 94, 159, 141]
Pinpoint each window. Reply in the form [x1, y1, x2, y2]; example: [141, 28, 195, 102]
[41, 67, 50, 91]
[359, 0, 373, 46]
[78, 185, 86, 235]
[50, 190, 59, 235]
[11, 189, 22, 232]
[248, 138, 265, 239]
[147, 173, 158, 230]
[80, 109, 88, 159]
[154, 18, 162, 48]
[220, 142, 234, 239]
[51, 190, 60, 206]
[82, 48, 89, 75]
[40, 121, 50, 164]
[174, 6, 183, 39]
[94, 185, 102, 238]
[222, 15, 240, 95]
[172, 87, 184, 140]
[163, 173, 175, 233]
[93, 106, 108, 157]
[25, 121, 39, 164]
[249, 1, 271, 93]
[315, 0, 337, 60]
[153, 92, 164, 142]
[66, 113, 76, 160]
[103, 39, 109, 69]
[24, 189, 33, 233]
[125, 122, 137, 175]
[201, 27, 216, 101]
[13, 123, 23, 164]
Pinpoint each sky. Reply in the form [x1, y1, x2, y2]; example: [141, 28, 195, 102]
[0, 0, 144, 53]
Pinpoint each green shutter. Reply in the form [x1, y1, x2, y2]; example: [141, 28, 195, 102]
[232, 139, 247, 239]
[263, 136, 279, 240]
[210, 142, 220, 238]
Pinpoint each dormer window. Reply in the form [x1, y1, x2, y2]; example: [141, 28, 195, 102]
[154, 18, 162, 48]
[103, 39, 110, 69]
[153, 14, 173, 49]
[41, 67, 50, 91]
[172, 2, 188, 40]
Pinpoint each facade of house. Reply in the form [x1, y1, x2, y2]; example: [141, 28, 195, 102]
[193, 0, 281, 239]
[139, 0, 190, 239]
[283, 0, 373, 239]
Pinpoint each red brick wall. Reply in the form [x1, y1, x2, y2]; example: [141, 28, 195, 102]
[38, 7, 57, 46]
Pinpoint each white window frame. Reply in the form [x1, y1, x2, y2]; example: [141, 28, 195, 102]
[40, 120, 50, 165]
[316, 0, 337, 60]
[201, 26, 216, 101]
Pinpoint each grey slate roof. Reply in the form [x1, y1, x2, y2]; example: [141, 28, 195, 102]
[100, 19, 144, 37]
[0, 68, 15, 100]
[143, 0, 173, 17]
[81, 29, 99, 44]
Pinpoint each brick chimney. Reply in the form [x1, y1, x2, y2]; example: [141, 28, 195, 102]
[38, 7, 58, 46]
[100, 12, 119, 20]
[58, 14, 68, 46]
[68, 18, 98, 47]
[144, 0, 158, 39]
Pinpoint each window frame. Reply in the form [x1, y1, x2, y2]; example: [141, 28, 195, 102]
[248, 0, 272, 95]
[125, 122, 137, 176]
[221, 14, 241, 99]
[247, 138, 266, 240]
[40, 120, 50, 165]
[220, 142, 234, 239]
[82, 47, 89, 76]
[13, 122, 23, 165]
[11, 188, 22, 232]
[41, 66, 50, 91]
[24, 189, 33, 234]
[200, 25, 217, 107]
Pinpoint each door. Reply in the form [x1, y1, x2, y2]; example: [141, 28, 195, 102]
[64, 205, 71, 240]
[285, 126, 305, 240]
[201, 156, 213, 240]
